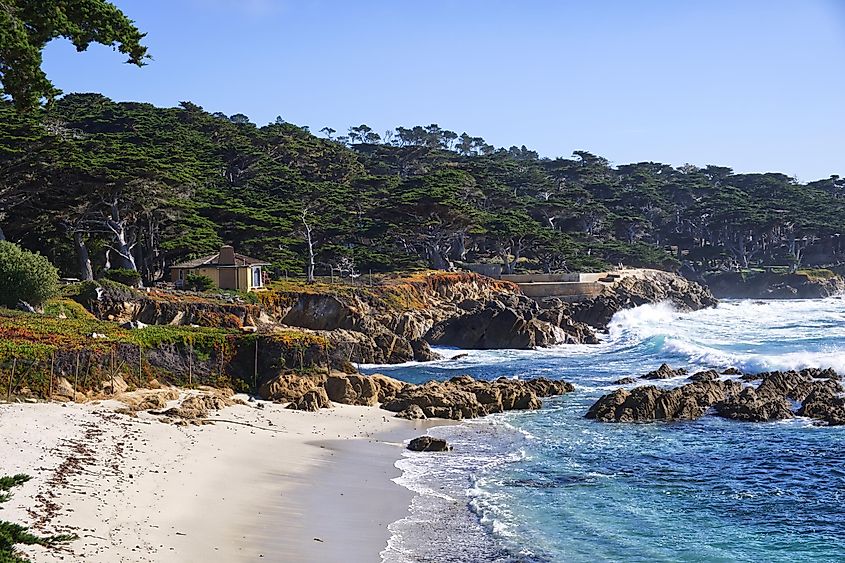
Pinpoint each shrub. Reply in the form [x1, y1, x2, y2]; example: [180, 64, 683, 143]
[1, 474, 76, 561]
[0, 241, 59, 308]
[186, 273, 215, 292]
[102, 268, 141, 287]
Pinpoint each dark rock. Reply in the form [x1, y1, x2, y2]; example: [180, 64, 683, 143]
[425, 302, 561, 349]
[721, 367, 742, 375]
[407, 436, 451, 452]
[642, 363, 688, 380]
[613, 377, 637, 385]
[713, 387, 794, 422]
[688, 370, 719, 382]
[410, 339, 442, 362]
[798, 387, 845, 425]
[381, 375, 573, 420]
[586, 380, 741, 422]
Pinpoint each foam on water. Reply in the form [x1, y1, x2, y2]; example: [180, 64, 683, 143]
[376, 297, 845, 562]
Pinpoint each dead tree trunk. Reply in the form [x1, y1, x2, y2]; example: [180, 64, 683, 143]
[73, 231, 94, 281]
[302, 208, 316, 283]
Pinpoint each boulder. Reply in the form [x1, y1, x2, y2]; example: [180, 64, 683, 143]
[396, 404, 427, 420]
[613, 377, 637, 385]
[287, 387, 332, 412]
[721, 367, 743, 375]
[410, 339, 442, 362]
[325, 374, 380, 406]
[259, 373, 326, 402]
[407, 436, 451, 452]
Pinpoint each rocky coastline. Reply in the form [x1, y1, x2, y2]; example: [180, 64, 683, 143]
[76, 270, 717, 370]
[586, 365, 845, 426]
[703, 270, 845, 299]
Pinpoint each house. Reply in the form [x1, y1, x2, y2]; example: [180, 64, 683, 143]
[170, 245, 269, 291]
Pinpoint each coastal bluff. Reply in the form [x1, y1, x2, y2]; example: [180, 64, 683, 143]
[75, 269, 716, 366]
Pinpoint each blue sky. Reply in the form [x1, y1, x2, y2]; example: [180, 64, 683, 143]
[42, 0, 845, 180]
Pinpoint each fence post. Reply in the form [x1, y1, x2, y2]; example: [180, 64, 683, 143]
[188, 339, 193, 387]
[74, 353, 80, 401]
[253, 337, 259, 392]
[6, 357, 15, 402]
[219, 338, 225, 380]
[110, 347, 116, 395]
[49, 353, 55, 399]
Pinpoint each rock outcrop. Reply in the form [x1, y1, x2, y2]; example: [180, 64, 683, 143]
[642, 363, 688, 380]
[381, 376, 573, 420]
[585, 380, 741, 422]
[407, 436, 451, 452]
[587, 366, 845, 425]
[704, 270, 845, 299]
[260, 371, 573, 420]
[286, 387, 332, 412]
[566, 270, 717, 330]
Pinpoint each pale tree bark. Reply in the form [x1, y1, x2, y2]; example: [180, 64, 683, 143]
[73, 231, 94, 281]
[302, 208, 316, 283]
[105, 198, 138, 271]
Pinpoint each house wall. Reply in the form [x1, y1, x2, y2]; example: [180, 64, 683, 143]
[171, 265, 264, 291]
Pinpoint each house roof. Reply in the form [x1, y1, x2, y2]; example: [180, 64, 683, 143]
[172, 252, 270, 269]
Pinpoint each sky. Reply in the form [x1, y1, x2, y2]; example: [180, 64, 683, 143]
[42, 0, 845, 181]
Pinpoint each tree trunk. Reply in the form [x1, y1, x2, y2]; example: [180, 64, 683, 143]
[73, 231, 94, 281]
[0, 224, 5, 241]
[303, 209, 316, 283]
[106, 199, 137, 271]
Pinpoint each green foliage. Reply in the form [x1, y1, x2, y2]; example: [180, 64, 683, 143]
[0, 474, 75, 562]
[1, 94, 843, 280]
[0, 241, 58, 307]
[102, 268, 141, 287]
[185, 273, 214, 292]
[0, 0, 148, 110]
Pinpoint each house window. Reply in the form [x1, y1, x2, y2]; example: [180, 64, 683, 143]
[252, 267, 262, 288]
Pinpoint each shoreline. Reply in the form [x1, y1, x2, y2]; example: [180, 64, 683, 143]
[0, 396, 431, 562]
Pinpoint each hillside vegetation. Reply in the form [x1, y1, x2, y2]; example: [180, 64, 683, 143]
[2, 95, 844, 284]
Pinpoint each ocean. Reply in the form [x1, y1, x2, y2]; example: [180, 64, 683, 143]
[365, 297, 845, 563]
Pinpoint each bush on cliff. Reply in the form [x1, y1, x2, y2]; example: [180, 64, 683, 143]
[0, 242, 58, 308]
[102, 268, 142, 288]
[0, 474, 75, 562]
[186, 273, 215, 292]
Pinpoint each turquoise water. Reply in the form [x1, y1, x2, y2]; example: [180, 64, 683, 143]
[371, 298, 845, 562]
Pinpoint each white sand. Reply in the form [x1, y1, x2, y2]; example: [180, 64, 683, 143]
[0, 396, 424, 562]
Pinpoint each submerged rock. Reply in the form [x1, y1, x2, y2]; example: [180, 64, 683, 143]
[613, 377, 637, 385]
[407, 436, 451, 452]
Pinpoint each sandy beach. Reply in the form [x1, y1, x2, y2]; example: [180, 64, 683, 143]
[0, 395, 428, 562]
